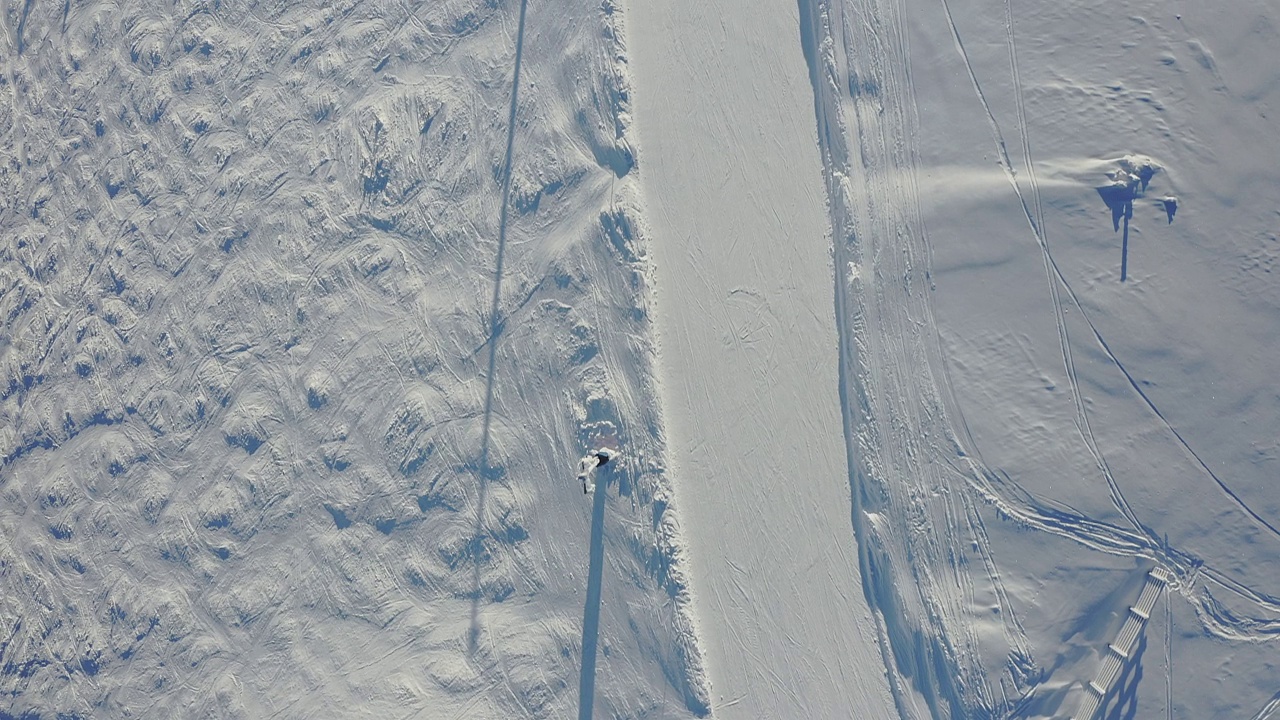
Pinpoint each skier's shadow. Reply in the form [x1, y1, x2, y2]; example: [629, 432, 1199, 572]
[578, 465, 609, 720]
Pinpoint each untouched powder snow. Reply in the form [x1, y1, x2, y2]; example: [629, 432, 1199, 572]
[628, 1, 896, 717]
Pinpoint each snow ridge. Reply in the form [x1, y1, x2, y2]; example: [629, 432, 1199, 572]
[598, 6, 712, 712]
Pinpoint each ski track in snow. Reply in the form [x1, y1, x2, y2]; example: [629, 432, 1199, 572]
[997, 0, 1148, 545]
[798, 0, 1031, 713]
[929, 0, 1280, 616]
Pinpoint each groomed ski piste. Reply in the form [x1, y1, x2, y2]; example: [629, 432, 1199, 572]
[2, 0, 1279, 718]
[628, 0, 898, 716]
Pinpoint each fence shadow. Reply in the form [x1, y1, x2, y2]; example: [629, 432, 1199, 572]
[1100, 632, 1146, 720]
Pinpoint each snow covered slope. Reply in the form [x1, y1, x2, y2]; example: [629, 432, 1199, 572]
[3, 0, 1277, 717]
[0, 1, 706, 717]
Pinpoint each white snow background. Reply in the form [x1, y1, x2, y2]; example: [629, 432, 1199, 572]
[2, 0, 1279, 718]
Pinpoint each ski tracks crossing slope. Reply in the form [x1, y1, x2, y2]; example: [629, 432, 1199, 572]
[938, 0, 1149, 542]
[802, 0, 1280, 715]
[936, 0, 1280, 625]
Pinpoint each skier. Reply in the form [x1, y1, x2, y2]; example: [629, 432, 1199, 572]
[578, 447, 618, 494]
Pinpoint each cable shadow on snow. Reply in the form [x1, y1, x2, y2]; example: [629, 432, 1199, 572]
[469, 0, 530, 655]
[577, 466, 609, 720]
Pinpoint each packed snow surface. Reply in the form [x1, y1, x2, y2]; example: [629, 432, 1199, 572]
[628, 0, 896, 717]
